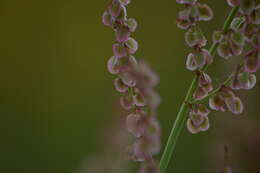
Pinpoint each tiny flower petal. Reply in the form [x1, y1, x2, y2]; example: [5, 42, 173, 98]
[109, 1, 124, 18]
[133, 91, 146, 107]
[120, 72, 136, 87]
[209, 95, 226, 112]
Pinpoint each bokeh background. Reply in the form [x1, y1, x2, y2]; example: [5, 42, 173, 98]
[1, 0, 260, 173]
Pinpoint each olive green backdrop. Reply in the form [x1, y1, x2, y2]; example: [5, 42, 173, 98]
[0, 0, 259, 173]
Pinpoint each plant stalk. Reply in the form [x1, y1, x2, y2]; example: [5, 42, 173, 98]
[159, 6, 239, 173]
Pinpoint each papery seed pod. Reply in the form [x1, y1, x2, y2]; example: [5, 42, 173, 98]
[189, 111, 205, 127]
[230, 42, 243, 56]
[193, 86, 208, 100]
[230, 77, 242, 90]
[133, 90, 147, 107]
[120, 94, 134, 110]
[114, 77, 128, 93]
[219, 87, 236, 99]
[118, 0, 131, 6]
[139, 161, 159, 173]
[115, 25, 130, 42]
[117, 4, 127, 21]
[199, 72, 212, 86]
[197, 3, 214, 21]
[199, 117, 210, 131]
[212, 30, 224, 43]
[225, 96, 244, 114]
[201, 48, 213, 64]
[120, 72, 136, 87]
[176, 0, 197, 5]
[133, 138, 148, 162]
[126, 113, 145, 138]
[185, 30, 207, 47]
[126, 18, 138, 32]
[109, 1, 124, 18]
[197, 104, 210, 116]
[113, 43, 127, 58]
[231, 31, 245, 46]
[187, 118, 200, 134]
[218, 41, 232, 59]
[230, 17, 245, 30]
[176, 17, 192, 30]
[227, 0, 241, 7]
[125, 37, 138, 54]
[238, 73, 256, 90]
[244, 51, 260, 73]
[102, 10, 113, 27]
[240, 0, 255, 15]
[107, 56, 119, 74]
[186, 53, 198, 71]
[252, 5, 260, 24]
[117, 55, 136, 72]
[209, 94, 226, 112]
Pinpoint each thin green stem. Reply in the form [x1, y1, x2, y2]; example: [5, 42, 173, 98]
[159, 6, 239, 173]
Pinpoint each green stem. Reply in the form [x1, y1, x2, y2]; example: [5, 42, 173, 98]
[159, 6, 239, 173]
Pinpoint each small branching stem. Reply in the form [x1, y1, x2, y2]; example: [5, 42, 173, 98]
[159, 6, 239, 173]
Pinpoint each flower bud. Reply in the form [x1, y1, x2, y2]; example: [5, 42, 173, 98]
[113, 43, 127, 58]
[126, 18, 138, 32]
[120, 94, 134, 110]
[197, 4, 214, 21]
[114, 77, 128, 93]
[212, 30, 224, 43]
[126, 113, 145, 137]
[115, 25, 130, 42]
[125, 37, 138, 54]
[107, 56, 119, 74]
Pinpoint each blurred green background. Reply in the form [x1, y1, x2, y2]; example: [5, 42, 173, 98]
[0, 0, 259, 173]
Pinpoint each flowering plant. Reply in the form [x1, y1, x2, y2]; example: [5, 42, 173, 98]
[102, 0, 259, 172]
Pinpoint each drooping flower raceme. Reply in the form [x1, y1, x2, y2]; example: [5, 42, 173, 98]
[176, 0, 259, 134]
[102, 0, 161, 172]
